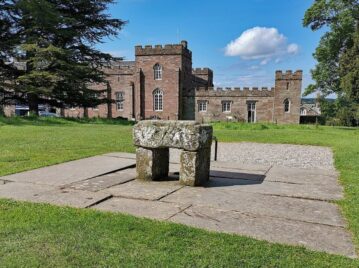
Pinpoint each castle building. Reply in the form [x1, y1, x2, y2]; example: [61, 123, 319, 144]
[4, 41, 303, 123]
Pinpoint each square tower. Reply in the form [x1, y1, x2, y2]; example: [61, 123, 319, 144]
[134, 41, 193, 120]
[273, 70, 302, 124]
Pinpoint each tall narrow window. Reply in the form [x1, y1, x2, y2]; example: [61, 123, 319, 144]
[116, 91, 124, 111]
[222, 101, 231, 112]
[247, 102, 256, 123]
[300, 108, 307, 115]
[153, 88, 163, 111]
[154, 64, 162, 80]
[284, 99, 290, 112]
[198, 100, 207, 112]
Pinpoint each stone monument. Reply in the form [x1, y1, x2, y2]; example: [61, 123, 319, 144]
[133, 120, 213, 186]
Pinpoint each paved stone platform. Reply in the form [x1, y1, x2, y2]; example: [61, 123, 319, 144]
[0, 143, 356, 258]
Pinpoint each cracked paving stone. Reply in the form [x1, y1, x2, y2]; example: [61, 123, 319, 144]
[33, 188, 112, 208]
[93, 197, 185, 220]
[206, 177, 343, 201]
[170, 205, 356, 258]
[67, 168, 136, 192]
[162, 186, 345, 227]
[103, 180, 183, 201]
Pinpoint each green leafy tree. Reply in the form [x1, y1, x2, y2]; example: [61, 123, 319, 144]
[3, 0, 125, 115]
[303, 0, 359, 126]
[0, 0, 21, 112]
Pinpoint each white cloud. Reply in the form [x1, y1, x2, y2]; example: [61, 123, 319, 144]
[287, 43, 299, 55]
[224, 27, 299, 62]
[260, 59, 269, 65]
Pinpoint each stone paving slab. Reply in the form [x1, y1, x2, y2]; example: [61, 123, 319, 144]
[169, 163, 268, 179]
[67, 168, 136, 192]
[170, 205, 356, 258]
[265, 171, 339, 186]
[93, 197, 186, 220]
[103, 180, 184, 201]
[210, 166, 340, 187]
[210, 161, 271, 173]
[0, 182, 55, 202]
[33, 189, 112, 208]
[102, 152, 136, 159]
[267, 165, 338, 179]
[0, 156, 135, 186]
[0, 144, 354, 258]
[162, 187, 345, 227]
[206, 177, 343, 201]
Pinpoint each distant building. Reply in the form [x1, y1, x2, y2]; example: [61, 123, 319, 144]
[2, 41, 306, 124]
[300, 98, 321, 117]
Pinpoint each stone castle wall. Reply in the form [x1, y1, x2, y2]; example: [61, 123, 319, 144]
[7, 41, 302, 124]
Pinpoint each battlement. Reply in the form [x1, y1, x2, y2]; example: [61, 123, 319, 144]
[275, 70, 303, 80]
[135, 40, 192, 59]
[102, 60, 135, 75]
[192, 68, 213, 75]
[194, 86, 274, 97]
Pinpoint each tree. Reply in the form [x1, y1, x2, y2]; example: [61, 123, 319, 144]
[0, 0, 21, 111]
[3, 0, 125, 115]
[303, 0, 359, 126]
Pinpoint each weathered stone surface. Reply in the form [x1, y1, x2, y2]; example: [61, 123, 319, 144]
[266, 167, 340, 186]
[133, 120, 212, 151]
[179, 148, 211, 186]
[34, 189, 111, 208]
[170, 163, 267, 182]
[0, 156, 135, 186]
[170, 205, 356, 258]
[0, 182, 55, 202]
[103, 180, 183, 201]
[67, 168, 136, 192]
[207, 177, 343, 201]
[136, 147, 169, 181]
[162, 187, 346, 227]
[267, 165, 338, 179]
[102, 152, 136, 159]
[210, 161, 270, 173]
[93, 197, 185, 220]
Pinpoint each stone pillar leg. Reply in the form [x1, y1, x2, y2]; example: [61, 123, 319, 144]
[136, 147, 169, 181]
[179, 147, 211, 186]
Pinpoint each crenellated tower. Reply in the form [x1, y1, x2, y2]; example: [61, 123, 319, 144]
[273, 70, 302, 124]
[133, 41, 193, 120]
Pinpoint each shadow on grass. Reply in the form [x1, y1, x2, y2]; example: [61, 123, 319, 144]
[335, 127, 358, 131]
[0, 116, 135, 127]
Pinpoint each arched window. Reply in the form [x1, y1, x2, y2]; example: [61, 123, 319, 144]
[284, 99, 290, 113]
[154, 64, 162, 80]
[153, 88, 163, 111]
[300, 108, 307, 115]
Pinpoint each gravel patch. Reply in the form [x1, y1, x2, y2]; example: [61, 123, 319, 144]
[171, 142, 335, 170]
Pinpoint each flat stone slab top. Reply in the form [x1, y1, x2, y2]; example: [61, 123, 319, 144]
[133, 120, 212, 151]
[0, 142, 356, 258]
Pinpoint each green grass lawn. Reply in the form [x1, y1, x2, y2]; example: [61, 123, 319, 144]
[0, 117, 358, 267]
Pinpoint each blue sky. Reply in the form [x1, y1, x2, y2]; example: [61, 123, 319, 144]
[99, 0, 323, 97]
